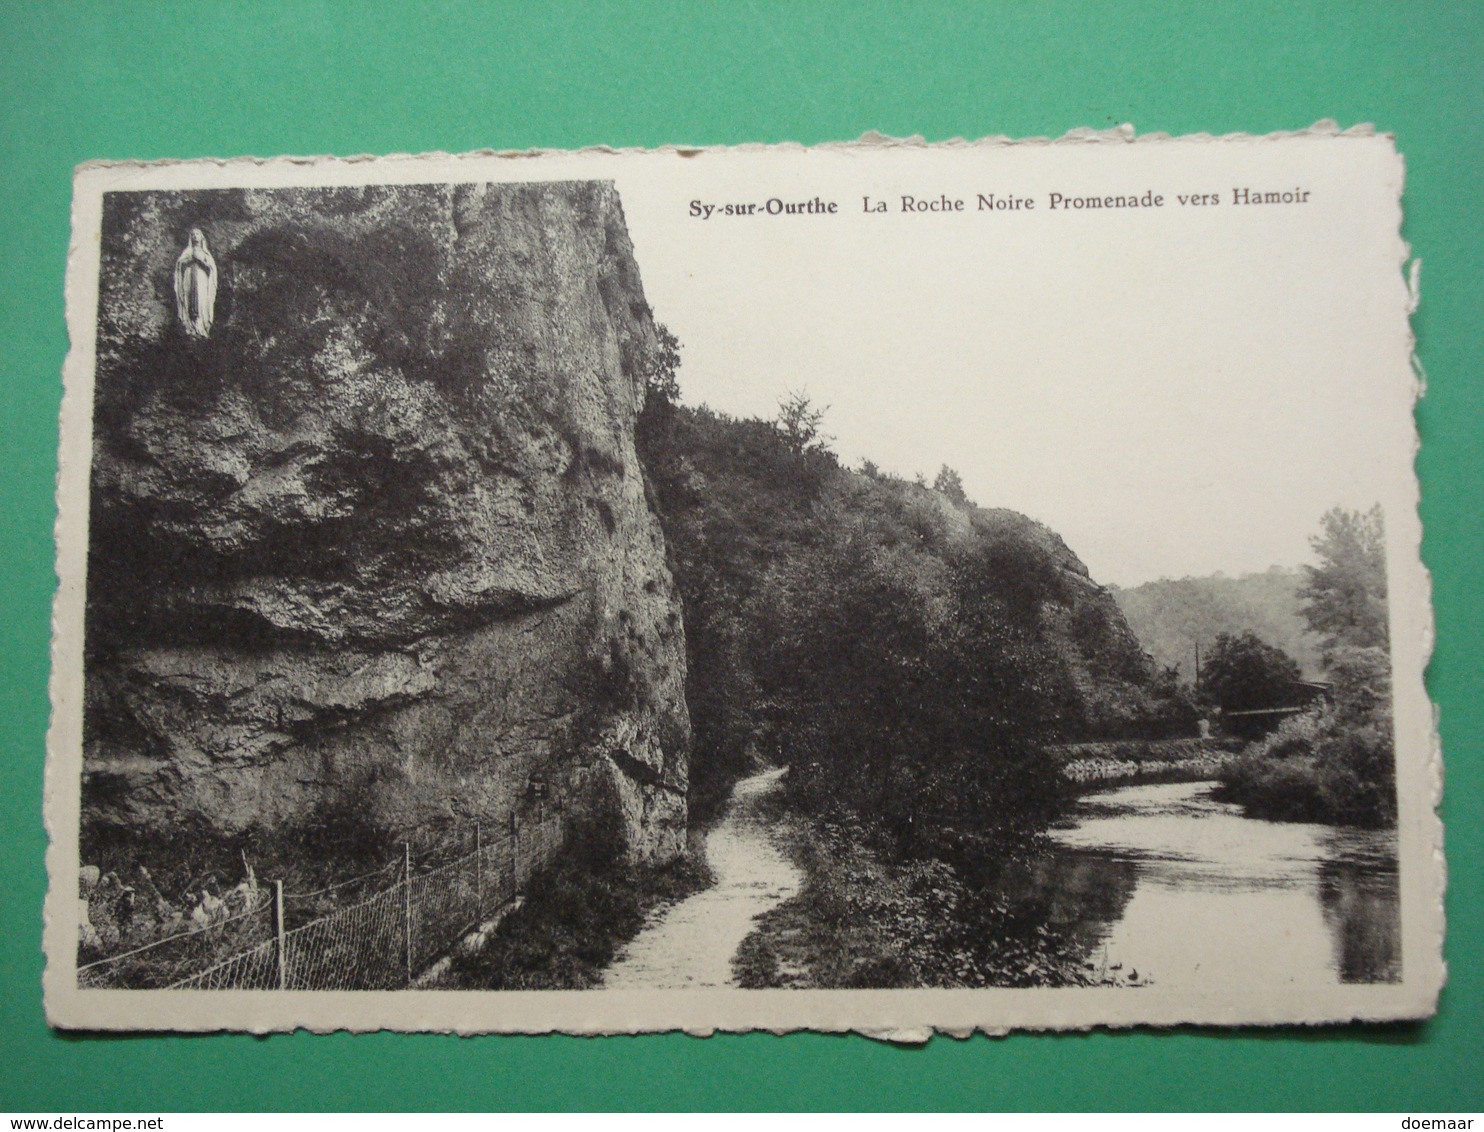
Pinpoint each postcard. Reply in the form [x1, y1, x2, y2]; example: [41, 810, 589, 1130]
[45, 126, 1442, 1035]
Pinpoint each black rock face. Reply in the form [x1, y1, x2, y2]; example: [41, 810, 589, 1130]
[84, 182, 689, 863]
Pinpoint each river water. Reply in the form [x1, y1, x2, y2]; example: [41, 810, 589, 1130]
[600, 774, 1399, 990]
[602, 766, 802, 990]
[1005, 780, 1401, 986]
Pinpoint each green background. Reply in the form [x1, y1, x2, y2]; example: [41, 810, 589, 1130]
[2, 0, 1479, 1112]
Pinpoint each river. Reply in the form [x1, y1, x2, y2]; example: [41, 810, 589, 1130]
[1003, 780, 1402, 986]
[603, 766, 802, 989]
[602, 773, 1399, 990]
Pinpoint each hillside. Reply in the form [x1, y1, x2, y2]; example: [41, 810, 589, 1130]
[1112, 568, 1325, 682]
[638, 400, 1193, 832]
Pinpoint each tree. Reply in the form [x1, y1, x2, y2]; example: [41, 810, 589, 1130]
[1198, 631, 1303, 712]
[1300, 505, 1388, 657]
[641, 324, 682, 415]
[933, 465, 968, 506]
[775, 390, 831, 455]
[635, 324, 684, 491]
[1214, 509, 1396, 827]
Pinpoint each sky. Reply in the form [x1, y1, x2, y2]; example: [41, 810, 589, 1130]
[613, 138, 1415, 588]
[105, 138, 1416, 591]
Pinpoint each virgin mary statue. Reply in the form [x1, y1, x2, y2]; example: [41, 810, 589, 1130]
[173, 229, 217, 338]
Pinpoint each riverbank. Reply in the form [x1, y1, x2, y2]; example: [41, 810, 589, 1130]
[734, 788, 1115, 989]
[1212, 714, 1397, 829]
[1046, 737, 1242, 789]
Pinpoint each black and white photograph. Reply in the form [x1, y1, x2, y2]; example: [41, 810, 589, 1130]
[45, 132, 1441, 1033]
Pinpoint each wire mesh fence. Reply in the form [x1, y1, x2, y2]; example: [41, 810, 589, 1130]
[282, 884, 408, 990]
[171, 938, 280, 991]
[77, 900, 274, 990]
[77, 808, 566, 991]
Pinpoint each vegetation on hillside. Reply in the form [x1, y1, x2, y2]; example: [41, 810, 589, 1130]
[635, 330, 1190, 842]
[1113, 567, 1325, 680]
[1215, 507, 1396, 827]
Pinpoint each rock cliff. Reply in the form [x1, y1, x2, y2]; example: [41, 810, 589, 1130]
[83, 181, 689, 866]
[962, 503, 1181, 732]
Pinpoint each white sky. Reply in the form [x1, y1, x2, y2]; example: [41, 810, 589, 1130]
[94, 138, 1415, 590]
[614, 137, 1414, 589]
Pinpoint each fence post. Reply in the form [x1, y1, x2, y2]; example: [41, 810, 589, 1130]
[403, 842, 413, 987]
[272, 879, 286, 991]
[474, 824, 483, 919]
[510, 810, 519, 889]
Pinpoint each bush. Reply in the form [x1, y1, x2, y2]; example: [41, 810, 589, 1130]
[1249, 710, 1323, 762]
[1219, 752, 1327, 822]
[1216, 661, 1396, 828]
[1220, 507, 1397, 828]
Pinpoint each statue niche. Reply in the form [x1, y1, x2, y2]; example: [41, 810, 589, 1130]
[173, 228, 218, 338]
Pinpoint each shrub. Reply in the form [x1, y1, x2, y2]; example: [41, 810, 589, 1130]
[1250, 710, 1323, 762]
[1216, 675, 1395, 828]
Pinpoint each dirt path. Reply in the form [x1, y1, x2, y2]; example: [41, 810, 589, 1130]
[602, 766, 801, 989]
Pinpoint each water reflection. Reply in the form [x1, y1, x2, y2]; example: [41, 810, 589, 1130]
[993, 851, 1140, 976]
[1317, 841, 1401, 984]
[1002, 781, 1400, 986]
